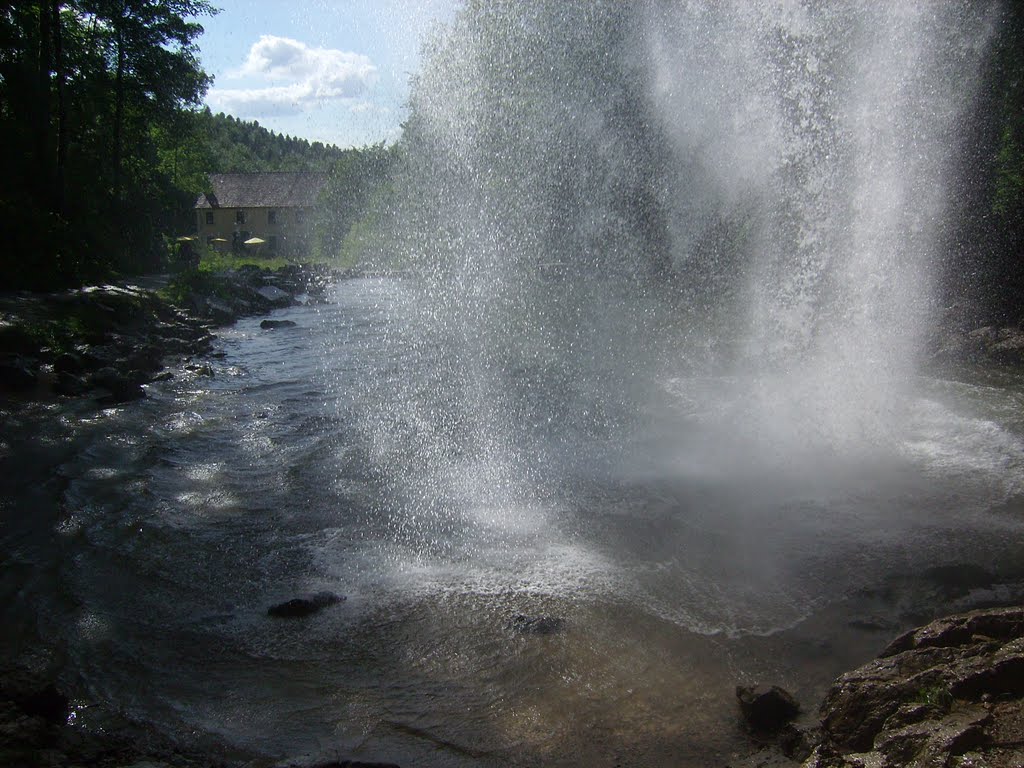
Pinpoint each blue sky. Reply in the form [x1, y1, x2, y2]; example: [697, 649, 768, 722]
[196, 0, 461, 148]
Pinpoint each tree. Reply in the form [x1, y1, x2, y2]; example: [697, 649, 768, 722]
[0, 0, 216, 287]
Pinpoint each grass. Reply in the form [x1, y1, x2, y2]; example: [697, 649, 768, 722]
[196, 251, 293, 272]
[916, 683, 954, 712]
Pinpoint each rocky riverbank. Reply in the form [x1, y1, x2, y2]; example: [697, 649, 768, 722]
[731, 606, 1024, 768]
[0, 264, 335, 406]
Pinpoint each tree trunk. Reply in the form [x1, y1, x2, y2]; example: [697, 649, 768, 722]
[35, 1, 54, 210]
[52, 0, 66, 216]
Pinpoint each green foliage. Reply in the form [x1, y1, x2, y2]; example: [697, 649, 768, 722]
[192, 109, 349, 174]
[0, 0, 215, 289]
[196, 250, 292, 273]
[312, 142, 397, 263]
[915, 683, 953, 712]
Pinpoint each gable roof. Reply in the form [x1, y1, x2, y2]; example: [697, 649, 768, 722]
[195, 172, 328, 209]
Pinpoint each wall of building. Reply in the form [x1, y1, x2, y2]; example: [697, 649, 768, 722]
[195, 206, 314, 257]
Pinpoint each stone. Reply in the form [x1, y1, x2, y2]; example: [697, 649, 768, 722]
[736, 685, 801, 733]
[261, 319, 297, 330]
[255, 285, 293, 305]
[90, 367, 146, 404]
[0, 359, 37, 392]
[267, 591, 345, 618]
[15, 684, 68, 724]
[507, 614, 565, 635]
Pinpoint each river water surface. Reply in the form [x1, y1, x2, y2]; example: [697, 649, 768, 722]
[3, 277, 1024, 767]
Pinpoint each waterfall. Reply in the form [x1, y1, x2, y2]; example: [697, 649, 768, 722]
[359, 0, 998, 528]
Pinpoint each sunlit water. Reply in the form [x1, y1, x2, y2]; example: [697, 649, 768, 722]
[3, 281, 1024, 766]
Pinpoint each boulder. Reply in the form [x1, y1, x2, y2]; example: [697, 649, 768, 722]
[736, 685, 801, 733]
[809, 606, 1024, 767]
[0, 359, 37, 392]
[507, 614, 565, 635]
[254, 285, 293, 306]
[260, 319, 297, 330]
[267, 591, 345, 618]
[89, 367, 146, 404]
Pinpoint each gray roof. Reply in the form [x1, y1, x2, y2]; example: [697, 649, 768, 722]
[195, 172, 328, 209]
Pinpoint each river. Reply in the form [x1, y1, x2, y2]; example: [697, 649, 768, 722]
[3, 277, 1024, 767]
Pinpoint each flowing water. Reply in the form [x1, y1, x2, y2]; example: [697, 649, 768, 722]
[3, 286, 1024, 767]
[3, 2, 1024, 766]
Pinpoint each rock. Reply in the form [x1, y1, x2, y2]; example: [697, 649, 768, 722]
[260, 319, 297, 330]
[736, 685, 801, 733]
[812, 606, 1024, 766]
[53, 352, 85, 374]
[267, 591, 344, 618]
[254, 285, 293, 305]
[0, 325, 40, 356]
[185, 363, 214, 377]
[16, 684, 68, 724]
[507, 614, 565, 635]
[988, 329, 1024, 365]
[54, 371, 88, 396]
[90, 367, 146, 404]
[0, 359, 37, 392]
[921, 563, 995, 598]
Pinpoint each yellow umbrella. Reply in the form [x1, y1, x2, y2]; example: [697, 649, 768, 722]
[244, 237, 266, 245]
[176, 236, 196, 242]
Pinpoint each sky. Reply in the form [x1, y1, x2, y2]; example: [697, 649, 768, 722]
[195, 0, 461, 148]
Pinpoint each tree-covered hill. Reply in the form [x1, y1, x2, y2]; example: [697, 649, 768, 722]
[194, 109, 349, 174]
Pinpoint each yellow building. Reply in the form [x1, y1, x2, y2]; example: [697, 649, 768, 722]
[195, 172, 327, 257]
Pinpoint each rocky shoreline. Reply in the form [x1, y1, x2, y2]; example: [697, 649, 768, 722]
[731, 606, 1024, 768]
[0, 264, 336, 405]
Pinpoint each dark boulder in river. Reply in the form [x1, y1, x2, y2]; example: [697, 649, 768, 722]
[736, 684, 800, 733]
[507, 614, 565, 635]
[260, 319, 297, 330]
[267, 591, 344, 618]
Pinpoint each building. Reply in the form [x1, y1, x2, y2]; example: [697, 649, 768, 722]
[195, 172, 328, 257]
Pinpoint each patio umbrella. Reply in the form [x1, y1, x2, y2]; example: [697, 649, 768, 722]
[244, 237, 266, 245]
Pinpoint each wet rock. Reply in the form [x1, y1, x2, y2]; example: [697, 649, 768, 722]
[185, 363, 214, 377]
[260, 319, 297, 330]
[0, 324, 40, 355]
[16, 684, 68, 724]
[90, 367, 146, 404]
[922, 563, 996, 598]
[53, 352, 85, 374]
[0, 359, 37, 391]
[989, 328, 1024, 365]
[810, 606, 1024, 767]
[507, 614, 565, 635]
[54, 371, 88, 396]
[736, 685, 800, 733]
[267, 591, 345, 618]
[255, 285, 293, 306]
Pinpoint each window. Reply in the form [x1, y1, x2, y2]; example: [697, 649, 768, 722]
[268, 235, 278, 251]
[205, 211, 214, 225]
[295, 208, 306, 225]
[268, 209, 277, 225]
[235, 210, 246, 225]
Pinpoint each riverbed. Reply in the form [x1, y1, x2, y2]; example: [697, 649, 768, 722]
[2, 277, 1024, 767]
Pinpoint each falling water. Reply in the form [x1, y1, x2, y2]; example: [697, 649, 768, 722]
[362, 0, 1002, 521]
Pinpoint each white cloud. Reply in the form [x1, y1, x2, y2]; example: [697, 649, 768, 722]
[207, 35, 378, 117]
